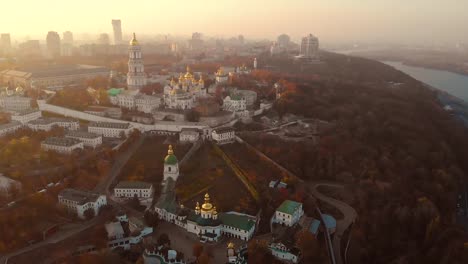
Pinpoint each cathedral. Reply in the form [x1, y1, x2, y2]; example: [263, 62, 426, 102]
[163, 67, 206, 110]
[154, 145, 257, 242]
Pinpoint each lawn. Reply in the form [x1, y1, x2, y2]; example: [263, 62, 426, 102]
[115, 135, 191, 198]
[176, 142, 258, 215]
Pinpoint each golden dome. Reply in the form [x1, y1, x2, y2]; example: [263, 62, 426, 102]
[198, 76, 204, 84]
[201, 193, 213, 211]
[227, 242, 235, 249]
[213, 206, 218, 215]
[216, 67, 224, 76]
[167, 145, 174, 155]
[170, 77, 176, 86]
[195, 202, 200, 210]
[130, 33, 139, 46]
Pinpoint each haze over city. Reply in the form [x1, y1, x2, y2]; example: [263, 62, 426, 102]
[2, 1, 468, 264]
[2, 0, 468, 44]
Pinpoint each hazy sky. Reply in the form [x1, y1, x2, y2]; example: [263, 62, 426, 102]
[2, 0, 468, 44]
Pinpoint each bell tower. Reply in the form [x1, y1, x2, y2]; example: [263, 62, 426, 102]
[127, 33, 146, 90]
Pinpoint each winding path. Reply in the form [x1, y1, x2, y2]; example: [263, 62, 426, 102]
[308, 182, 358, 264]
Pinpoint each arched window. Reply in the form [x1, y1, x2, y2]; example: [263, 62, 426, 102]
[168, 167, 171, 172]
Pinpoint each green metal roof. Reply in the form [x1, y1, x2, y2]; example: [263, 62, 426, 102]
[277, 200, 302, 215]
[107, 88, 123, 96]
[164, 154, 178, 165]
[219, 212, 255, 231]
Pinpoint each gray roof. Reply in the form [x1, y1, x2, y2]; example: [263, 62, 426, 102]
[12, 108, 40, 116]
[29, 117, 77, 125]
[58, 188, 102, 205]
[88, 121, 130, 129]
[42, 137, 82, 147]
[213, 126, 235, 134]
[115, 181, 152, 190]
[66, 131, 101, 139]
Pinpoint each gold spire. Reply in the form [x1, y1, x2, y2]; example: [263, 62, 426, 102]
[130, 33, 139, 46]
[213, 206, 218, 215]
[198, 75, 204, 84]
[227, 242, 235, 249]
[168, 145, 173, 155]
[195, 202, 200, 210]
[201, 193, 213, 211]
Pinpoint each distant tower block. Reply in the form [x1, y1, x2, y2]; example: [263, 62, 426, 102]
[163, 145, 179, 181]
[112, 19, 123, 44]
[127, 33, 146, 90]
[253, 58, 257, 69]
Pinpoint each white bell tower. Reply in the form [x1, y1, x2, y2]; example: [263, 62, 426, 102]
[127, 33, 146, 90]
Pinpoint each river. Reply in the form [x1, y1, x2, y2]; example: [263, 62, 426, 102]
[383, 61, 468, 102]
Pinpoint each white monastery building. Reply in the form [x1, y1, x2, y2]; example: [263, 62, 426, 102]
[0, 121, 22, 137]
[212, 127, 235, 145]
[114, 181, 153, 199]
[66, 131, 102, 148]
[272, 200, 304, 227]
[88, 121, 132, 138]
[10, 108, 41, 124]
[27, 118, 79, 131]
[58, 188, 107, 219]
[41, 137, 84, 154]
[179, 128, 200, 143]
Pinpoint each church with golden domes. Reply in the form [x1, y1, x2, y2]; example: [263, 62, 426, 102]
[163, 66, 206, 110]
[154, 145, 257, 242]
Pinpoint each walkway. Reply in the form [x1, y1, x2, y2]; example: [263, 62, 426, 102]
[238, 135, 357, 264]
[308, 182, 357, 264]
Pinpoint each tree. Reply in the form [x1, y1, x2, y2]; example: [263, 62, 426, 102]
[192, 242, 204, 259]
[296, 230, 321, 262]
[84, 208, 95, 220]
[197, 252, 211, 264]
[185, 109, 201, 122]
[247, 240, 274, 264]
[157, 233, 170, 247]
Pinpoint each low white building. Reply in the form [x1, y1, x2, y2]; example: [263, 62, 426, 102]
[66, 131, 102, 148]
[212, 127, 235, 145]
[106, 214, 153, 250]
[27, 118, 79, 131]
[135, 93, 162, 113]
[114, 181, 153, 199]
[223, 94, 246, 112]
[0, 121, 22, 137]
[0, 95, 31, 112]
[269, 226, 301, 264]
[41, 137, 84, 154]
[272, 200, 304, 227]
[84, 106, 122, 119]
[58, 188, 107, 219]
[0, 174, 22, 197]
[109, 89, 161, 114]
[10, 109, 42, 124]
[179, 128, 200, 143]
[237, 90, 257, 107]
[88, 121, 132, 138]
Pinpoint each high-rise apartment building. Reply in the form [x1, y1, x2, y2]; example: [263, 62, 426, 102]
[112, 19, 123, 44]
[46, 31, 61, 58]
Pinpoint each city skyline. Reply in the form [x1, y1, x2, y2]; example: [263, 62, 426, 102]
[1, 0, 468, 45]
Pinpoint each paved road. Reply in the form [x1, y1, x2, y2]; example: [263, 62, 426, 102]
[94, 135, 145, 193]
[0, 218, 100, 264]
[308, 182, 358, 264]
[0, 136, 146, 264]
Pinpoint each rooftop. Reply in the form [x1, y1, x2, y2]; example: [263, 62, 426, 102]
[12, 108, 40, 116]
[42, 137, 82, 147]
[66, 131, 101, 139]
[115, 181, 153, 190]
[29, 117, 77, 125]
[58, 188, 102, 205]
[88, 121, 130, 129]
[219, 212, 256, 231]
[105, 221, 125, 239]
[276, 200, 302, 215]
[0, 121, 22, 130]
[213, 126, 234, 134]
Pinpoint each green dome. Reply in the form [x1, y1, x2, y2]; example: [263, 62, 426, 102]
[164, 154, 178, 165]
